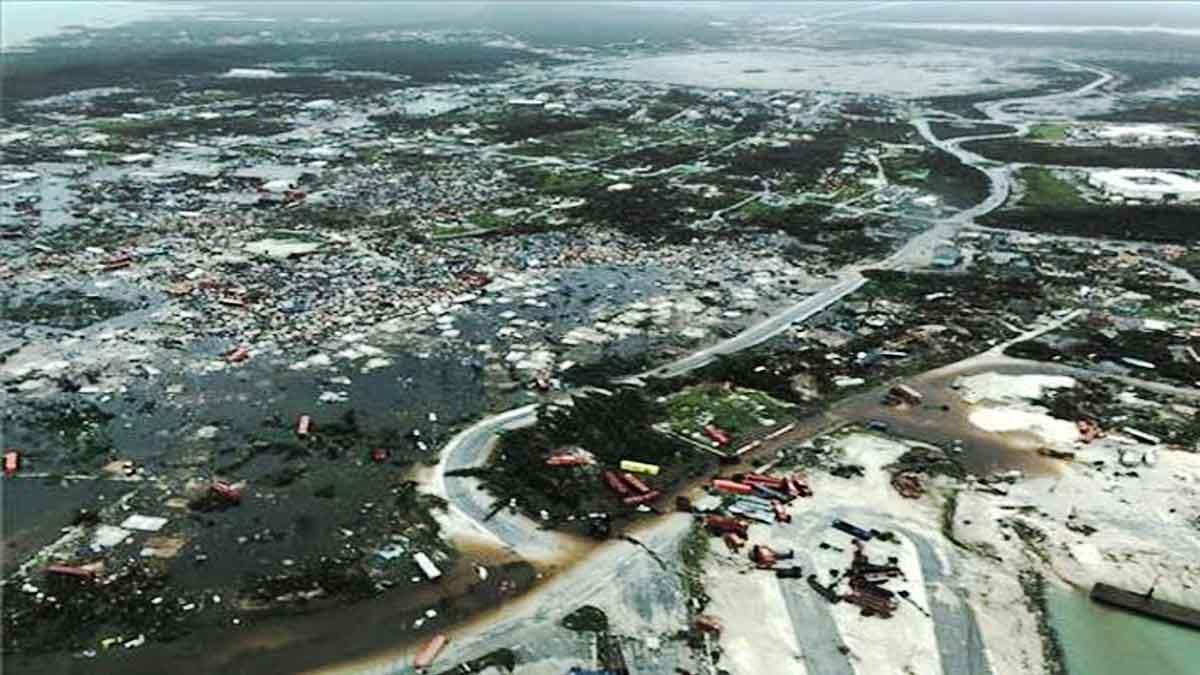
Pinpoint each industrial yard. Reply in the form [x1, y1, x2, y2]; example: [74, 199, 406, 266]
[3, 2, 1200, 674]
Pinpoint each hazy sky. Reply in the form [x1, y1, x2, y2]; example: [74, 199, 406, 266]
[3, 0, 1199, 51]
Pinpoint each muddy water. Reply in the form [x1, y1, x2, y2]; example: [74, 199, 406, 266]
[833, 361, 1061, 476]
[7, 542, 550, 675]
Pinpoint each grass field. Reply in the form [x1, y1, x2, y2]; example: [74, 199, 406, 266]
[666, 384, 792, 443]
[1028, 123, 1070, 142]
[1018, 167, 1087, 208]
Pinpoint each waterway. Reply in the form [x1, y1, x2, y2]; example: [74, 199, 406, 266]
[1048, 587, 1200, 675]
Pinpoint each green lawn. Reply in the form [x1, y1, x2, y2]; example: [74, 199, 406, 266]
[1028, 123, 1070, 142]
[666, 385, 791, 440]
[1018, 167, 1087, 208]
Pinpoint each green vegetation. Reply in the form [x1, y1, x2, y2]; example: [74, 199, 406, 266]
[928, 121, 1015, 140]
[468, 211, 518, 231]
[940, 490, 967, 549]
[1018, 569, 1068, 675]
[90, 115, 292, 139]
[728, 136, 849, 187]
[963, 139, 1200, 169]
[883, 147, 990, 209]
[465, 388, 717, 525]
[1017, 167, 1087, 208]
[3, 290, 136, 330]
[666, 384, 792, 440]
[434, 649, 517, 675]
[1082, 101, 1200, 125]
[524, 168, 610, 197]
[980, 206, 1200, 245]
[561, 605, 609, 632]
[1028, 123, 1070, 142]
[678, 520, 711, 609]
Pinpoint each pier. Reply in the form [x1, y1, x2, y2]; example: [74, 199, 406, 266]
[1090, 583, 1200, 630]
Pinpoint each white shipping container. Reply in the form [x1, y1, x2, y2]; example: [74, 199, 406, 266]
[414, 552, 442, 581]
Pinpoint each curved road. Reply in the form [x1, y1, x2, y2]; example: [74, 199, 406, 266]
[417, 63, 1116, 673]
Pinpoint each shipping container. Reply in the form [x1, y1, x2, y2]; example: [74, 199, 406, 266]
[619, 460, 659, 476]
[414, 634, 448, 669]
[621, 472, 651, 494]
[414, 552, 442, 581]
[703, 425, 732, 446]
[711, 479, 752, 495]
[3, 451, 19, 477]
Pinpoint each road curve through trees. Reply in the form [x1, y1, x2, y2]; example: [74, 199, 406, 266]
[417, 63, 1116, 674]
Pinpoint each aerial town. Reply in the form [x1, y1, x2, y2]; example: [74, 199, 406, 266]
[2, 3, 1199, 675]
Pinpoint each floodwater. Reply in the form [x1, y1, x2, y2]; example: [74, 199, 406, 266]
[1049, 586, 1200, 675]
[834, 360, 1062, 476]
[567, 49, 1041, 97]
[8, 542, 543, 675]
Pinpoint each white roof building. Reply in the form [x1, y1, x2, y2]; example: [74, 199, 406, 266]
[1088, 169, 1200, 203]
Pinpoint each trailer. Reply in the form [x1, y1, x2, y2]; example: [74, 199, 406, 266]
[703, 425, 732, 447]
[621, 472, 651, 495]
[3, 451, 20, 477]
[832, 519, 874, 541]
[740, 473, 786, 489]
[547, 454, 591, 467]
[603, 471, 630, 496]
[623, 490, 661, 506]
[210, 481, 242, 504]
[296, 415, 312, 437]
[46, 565, 96, 581]
[705, 515, 748, 537]
[414, 634, 448, 670]
[413, 552, 442, 581]
[619, 459, 659, 476]
[808, 574, 841, 604]
[711, 478, 753, 495]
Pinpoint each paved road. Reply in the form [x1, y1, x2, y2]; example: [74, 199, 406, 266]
[637, 273, 868, 380]
[430, 403, 581, 562]
[414, 63, 1117, 674]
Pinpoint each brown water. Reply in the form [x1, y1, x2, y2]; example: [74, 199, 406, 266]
[832, 360, 1062, 476]
[6, 542, 548, 675]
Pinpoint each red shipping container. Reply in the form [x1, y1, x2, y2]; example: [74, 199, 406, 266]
[623, 490, 660, 506]
[711, 479, 752, 495]
[603, 471, 630, 496]
[621, 472, 651, 494]
[3, 451, 19, 477]
[414, 634, 448, 669]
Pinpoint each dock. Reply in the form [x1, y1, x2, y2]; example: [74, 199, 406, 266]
[1090, 583, 1200, 630]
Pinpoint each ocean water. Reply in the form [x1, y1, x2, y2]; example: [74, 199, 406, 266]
[1049, 586, 1200, 675]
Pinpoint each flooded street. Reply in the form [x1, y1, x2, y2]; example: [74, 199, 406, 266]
[833, 359, 1065, 476]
